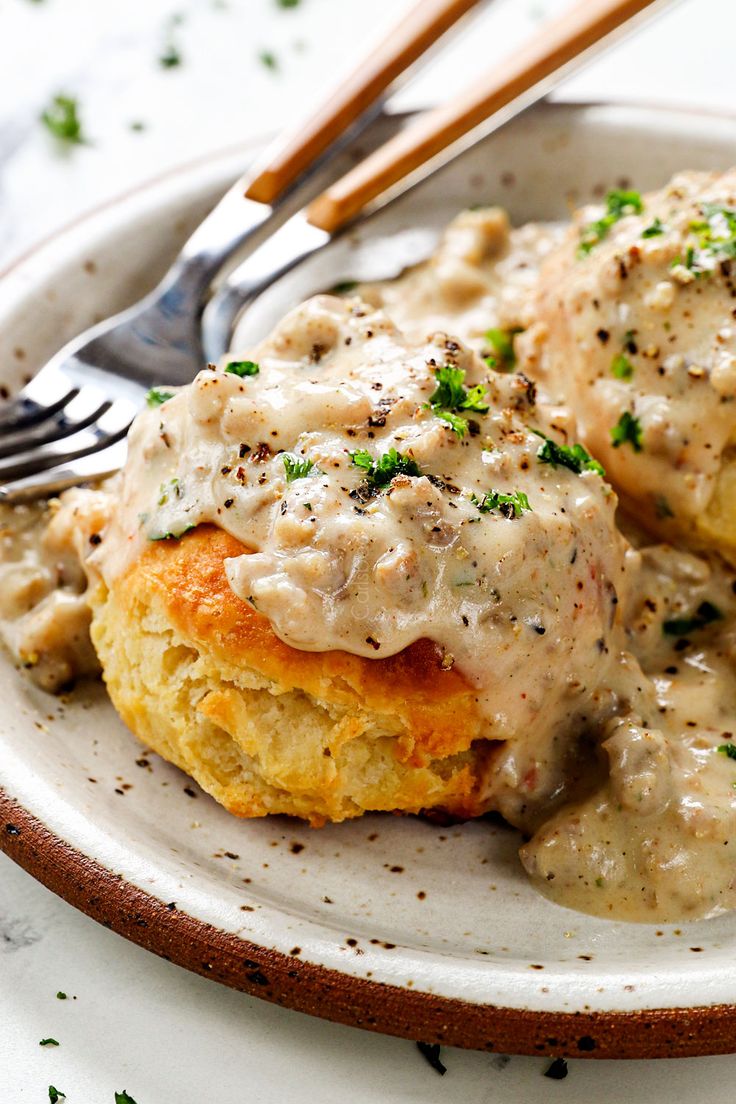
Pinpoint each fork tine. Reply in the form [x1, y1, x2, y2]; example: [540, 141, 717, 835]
[0, 438, 128, 503]
[0, 397, 138, 482]
[0, 385, 111, 459]
[0, 362, 80, 433]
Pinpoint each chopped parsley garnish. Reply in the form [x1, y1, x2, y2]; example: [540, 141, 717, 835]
[611, 353, 634, 380]
[159, 42, 182, 67]
[225, 360, 259, 377]
[611, 411, 643, 452]
[350, 450, 375, 472]
[283, 454, 315, 481]
[484, 327, 522, 372]
[416, 1042, 447, 1076]
[259, 49, 278, 70]
[40, 1039, 59, 1047]
[49, 1090, 65, 1104]
[277, 0, 301, 6]
[56, 992, 67, 1000]
[149, 524, 196, 541]
[157, 478, 181, 505]
[146, 388, 174, 407]
[471, 489, 531, 518]
[578, 189, 644, 257]
[692, 203, 736, 255]
[428, 365, 488, 412]
[349, 447, 421, 489]
[426, 364, 488, 438]
[534, 431, 605, 476]
[435, 409, 470, 437]
[663, 601, 723, 636]
[115, 1093, 139, 1104]
[670, 246, 697, 276]
[671, 202, 736, 276]
[41, 94, 85, 144]
[329, 279, 358, 293]
[718, 742, 736, 761]
[642, 217, 665, 238]
[159, 13, 184, 67]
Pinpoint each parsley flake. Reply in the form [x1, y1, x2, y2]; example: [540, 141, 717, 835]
[49, 1089, 66, 1104]
[426, 364, 488, 438]
[611, 411, 643, 452]
[611, 352, 634, 380]
[149, 524, 196, 542]
[157, 478, 182, 506]
[663, 601, 723, 637]
[642, 217, 665, 238]
[534, 431, 605, 476]
[283, 454, 315, 482]
[694, 203, 736, 253]
[471, 489, 531, 518]
[146, 388, 174, 407]
[718, 742, 736, 761]
[41, 95, 85, 144]
[115, 1093, 139, 1104]
[159, 42, 182, 67]
[225, 360, 259, 377]
[675, 202, 736, 276]
[578, 189, 644, 257]
[349, 447, 421, 489]
[40, 1038, 59, 1047]
[484, 327, 522, 372]
[259, 49, 278, 70]
[56, 992, 67, 1001]
[435, 409, 470, 437]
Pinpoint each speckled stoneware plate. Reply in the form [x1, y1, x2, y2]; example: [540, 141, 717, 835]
[2, 102, 736, 1060]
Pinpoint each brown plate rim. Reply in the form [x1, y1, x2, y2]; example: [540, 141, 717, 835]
[3, 100, 736, 1059]
[2, 791, 736, 1058]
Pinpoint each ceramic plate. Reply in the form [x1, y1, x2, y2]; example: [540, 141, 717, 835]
[2, 103, 736, 1060]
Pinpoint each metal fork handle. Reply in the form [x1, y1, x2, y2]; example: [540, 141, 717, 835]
[147, 114, 381, 325]
[142, 0, 487, 329]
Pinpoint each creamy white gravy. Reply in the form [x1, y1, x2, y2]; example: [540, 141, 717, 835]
[519, 171, 736, 543]
[5, 198, 736, 923]
[0, 496, 100, 691]
[95, 297, 629, 751]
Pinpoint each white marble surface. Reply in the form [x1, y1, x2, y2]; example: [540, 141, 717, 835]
[3, 0, 736, 1098]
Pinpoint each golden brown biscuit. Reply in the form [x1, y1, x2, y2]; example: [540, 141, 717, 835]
[89, 526, 491, 825]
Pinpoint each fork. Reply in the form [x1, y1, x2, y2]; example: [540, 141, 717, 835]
[204, 0, 669, 359]
[0, 0, 666, 503]
[0, 0, 482, 501]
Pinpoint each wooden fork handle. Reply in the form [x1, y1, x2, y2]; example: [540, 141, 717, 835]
[244, 0, 482, 206]
[307, 0, 660, 233]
